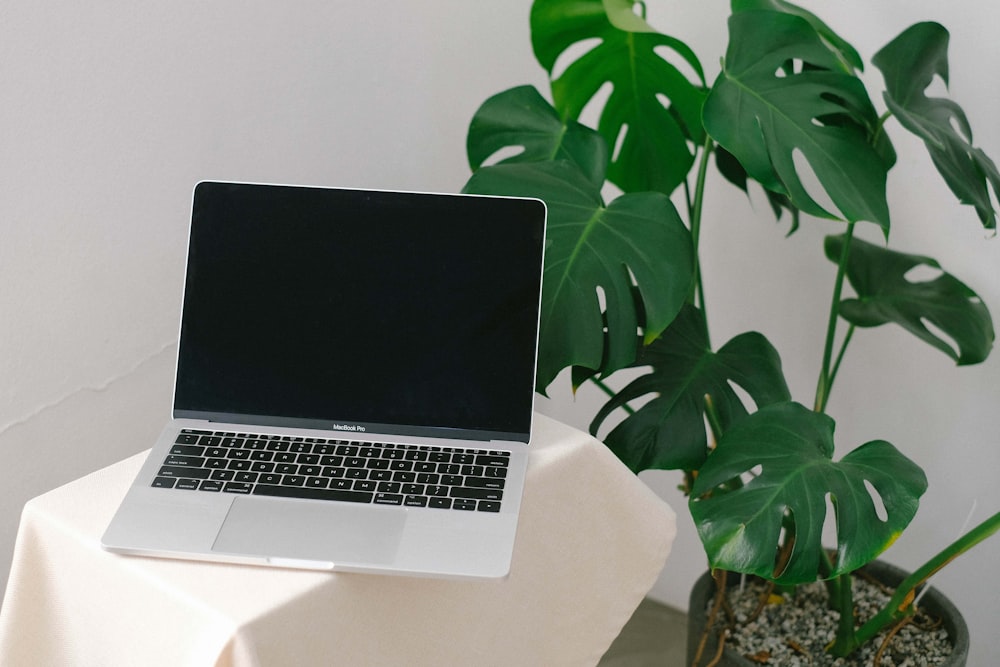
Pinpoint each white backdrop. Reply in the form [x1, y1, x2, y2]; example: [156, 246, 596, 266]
[2, 1, 998, 663]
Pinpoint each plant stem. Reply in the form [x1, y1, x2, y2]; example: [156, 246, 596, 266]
[689, 136, 715, 335]
[814, 222, 855, 413]
[829, 572, 857, 656]
[819, 549, 841, 607]
[827, 324, 856, 392]
[848, 509, 1000, 651]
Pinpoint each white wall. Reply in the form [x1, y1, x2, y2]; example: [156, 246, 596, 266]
[2, 1, 997, 663]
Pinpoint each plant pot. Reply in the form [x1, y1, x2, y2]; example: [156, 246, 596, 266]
[686, 561, 970, 666]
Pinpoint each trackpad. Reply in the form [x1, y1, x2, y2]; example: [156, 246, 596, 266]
[212, 497, 406, 566]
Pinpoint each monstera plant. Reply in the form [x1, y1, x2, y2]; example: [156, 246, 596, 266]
[462, 0, 1000, 662]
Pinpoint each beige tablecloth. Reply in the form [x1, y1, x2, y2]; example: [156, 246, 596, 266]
[0, 414, 676, 667]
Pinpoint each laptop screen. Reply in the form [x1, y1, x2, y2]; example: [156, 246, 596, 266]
[173, 182, 546, 441]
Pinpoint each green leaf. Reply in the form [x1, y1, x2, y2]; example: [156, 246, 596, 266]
[873, 22, 1000, 230]
[690, 402, 927, 584]
[703, 10, 891, 231]
[826, 234, 994, 365]
[600, 0, 656, 33]
[466, 85, 608, 189]
[530, 0, 707, 195]
[463, 160, 693, 391]
[591, 305, 791, 472]
[731, 0, 863, 72]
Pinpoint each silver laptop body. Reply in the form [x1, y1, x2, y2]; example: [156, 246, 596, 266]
[102, 181, 546, 580]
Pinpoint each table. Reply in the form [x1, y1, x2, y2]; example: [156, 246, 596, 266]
[0, 414, 676, 667]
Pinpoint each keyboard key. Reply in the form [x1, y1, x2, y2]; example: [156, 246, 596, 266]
[152, 476, 177, 488]
[210, 470, 236, 481]
[476, 455, 511, 467]
[176, 479, 200, 491]
[404, 495, 428, 508]
[174, 433, 200, 445]
[158, 465, 211, 479]
[477, 501, 502, 513]
[450, 487, 503, 501]
[165, 454, 206, 468]
[282, 475, 306, 486]
[453, 499, 477, 511]
[464, 476, 505, 490]
[253, 484, 373, 504]
[429, 497, 452, 509]
[223, 482, 253, 494]
[306, 477, 328, 488]
[170, 444, 206, 456]
[199, 480, 223, 492]
[374, 493, 403, 506]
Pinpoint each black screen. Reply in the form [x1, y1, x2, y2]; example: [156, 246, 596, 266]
[173, 182, 546, 440]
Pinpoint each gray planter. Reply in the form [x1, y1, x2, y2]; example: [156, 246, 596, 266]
[686, 561, 970, 666]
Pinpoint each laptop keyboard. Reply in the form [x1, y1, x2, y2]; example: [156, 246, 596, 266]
[152, 429, 509, 512]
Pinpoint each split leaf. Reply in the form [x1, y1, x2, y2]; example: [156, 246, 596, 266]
[826, 234, 994, 365]
[690, 402, 927, 584]
[463, 160, 693, 391]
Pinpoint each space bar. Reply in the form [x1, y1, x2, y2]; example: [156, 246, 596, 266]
[252, 484, 374, 504]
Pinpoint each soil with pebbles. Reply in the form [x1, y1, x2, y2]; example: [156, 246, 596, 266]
[704, 574, 953, 666]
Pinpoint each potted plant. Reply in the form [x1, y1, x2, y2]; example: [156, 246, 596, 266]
[460, 0, 1000, 664]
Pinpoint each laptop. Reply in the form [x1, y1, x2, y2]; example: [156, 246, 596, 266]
[102, 181, 546, 580]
